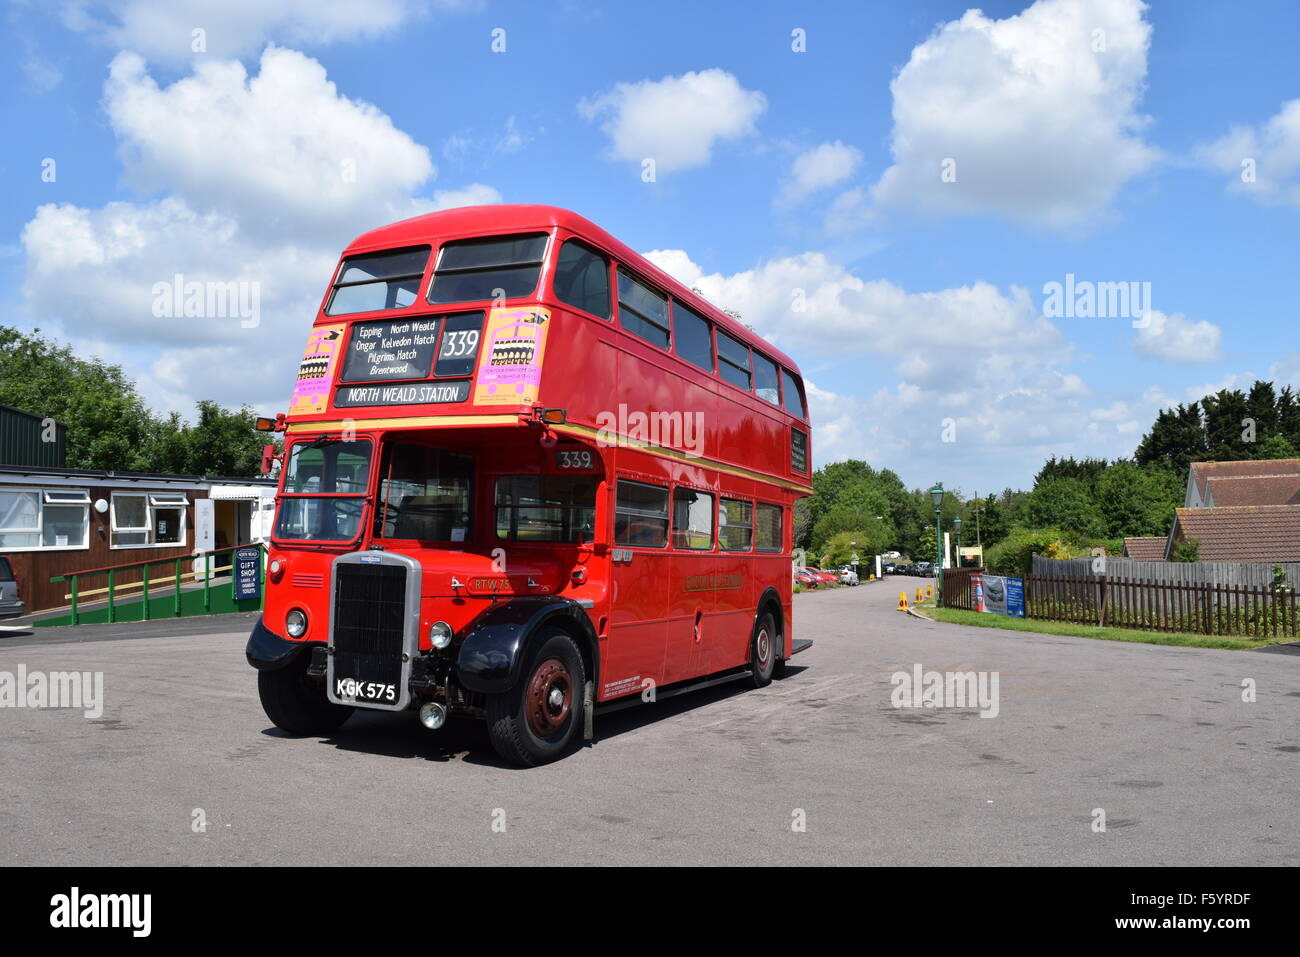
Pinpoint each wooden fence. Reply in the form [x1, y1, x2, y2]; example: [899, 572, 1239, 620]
[1031, 555, 1300, 589]
[940, 568, 982, 611]
[1027, 574, 1298, 638]
[942, 568, 1299, 638]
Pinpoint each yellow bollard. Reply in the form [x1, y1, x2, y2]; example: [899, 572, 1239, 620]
[925, 585, 933, 600]
[897, 591, 908, 611]
[915, 587, 923, 603]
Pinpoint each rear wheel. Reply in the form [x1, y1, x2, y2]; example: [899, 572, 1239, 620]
[486, 629, 585, 767]
[749, 611, 777, 688]
[258, 652, 353, 736]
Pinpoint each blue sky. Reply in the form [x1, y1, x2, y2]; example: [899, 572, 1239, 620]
[2, 0, 1299, 494]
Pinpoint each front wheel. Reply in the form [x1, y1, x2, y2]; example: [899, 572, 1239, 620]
[486, 629, 586, 767]
[749, 612, 777, 688]
[258, 652, 354, 736]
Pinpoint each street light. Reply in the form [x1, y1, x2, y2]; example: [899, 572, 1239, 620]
[953, 516, 963, 569]
[929, 484, 944, 600]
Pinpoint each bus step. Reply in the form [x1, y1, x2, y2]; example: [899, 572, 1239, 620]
[791, 639, 814, 655]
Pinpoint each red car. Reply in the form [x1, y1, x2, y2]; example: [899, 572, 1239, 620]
[806, 567, 839, 586]
[793, 568, 820, 588]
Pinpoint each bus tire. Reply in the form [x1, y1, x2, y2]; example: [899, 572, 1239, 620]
[258, 653, 353, 736]
[749, 611, 777, 688]
[486, 628, 585, 767]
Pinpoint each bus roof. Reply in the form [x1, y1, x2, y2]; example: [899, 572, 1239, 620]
[341, 204, 803, 377]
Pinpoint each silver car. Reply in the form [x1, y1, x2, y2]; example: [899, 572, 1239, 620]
[0, 557, 25, 619]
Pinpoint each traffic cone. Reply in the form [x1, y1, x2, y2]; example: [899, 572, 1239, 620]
[915, 587, 923, 603]
[925, 585, 933, 600]
[897, 591, 908, 611]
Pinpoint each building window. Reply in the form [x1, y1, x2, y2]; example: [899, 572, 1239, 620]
[719, 498, 753, 551]
[614, 480, 669, 548]
[111, 492, 190, 548]
[755, 503, 783, 552]
[672, 487, 714, 549]
[0, 488, 90, 550]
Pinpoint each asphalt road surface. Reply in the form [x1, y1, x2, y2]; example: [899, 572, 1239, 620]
[1, 579, 1296, 866]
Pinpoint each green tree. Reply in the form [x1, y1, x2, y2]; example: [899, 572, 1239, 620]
[1171, 538, 1200, 563]
[1093, 460, 1180, 538]
[0, 326, 158, 470]
[0, 325, 269, 476]
[1021, 477, 1105, 538]
[1135, 402, 1206, 474]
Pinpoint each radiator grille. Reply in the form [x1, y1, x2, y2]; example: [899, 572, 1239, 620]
[332, 563, 407, 658]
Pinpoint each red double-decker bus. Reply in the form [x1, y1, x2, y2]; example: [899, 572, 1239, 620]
[246, 204, 814, 765]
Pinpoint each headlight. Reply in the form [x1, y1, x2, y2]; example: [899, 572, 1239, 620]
[286, 608, 307, 638]
[429, 621, 453, 649]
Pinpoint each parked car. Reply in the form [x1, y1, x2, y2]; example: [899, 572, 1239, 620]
[883, 562, 897, 575]
[808, 567, 840, 585]
[793, 568, 819, 588]
[0, 556, 25, 619]
[914, 561, 934, 577]
[838, 567, 859, 586]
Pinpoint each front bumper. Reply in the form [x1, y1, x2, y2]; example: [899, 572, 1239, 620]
[0, 601, 26, 620]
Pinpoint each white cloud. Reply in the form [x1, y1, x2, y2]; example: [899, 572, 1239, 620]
[105, 47, 437, 239]
[579, 69, 766, 173]
[1196, 99, 1300, 206]
[870, 0, 1159, 231]
[778, 141, 863, 207]
[64, 0, 468, 64]
[432, 184, 502, 209]
[1134, 310, 1223, 363]
[20, 49, 496, 417]
[642, 247, 1129, 484]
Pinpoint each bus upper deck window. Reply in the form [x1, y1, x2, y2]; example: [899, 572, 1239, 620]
[753, 352, 780, 406]
[553, 240, 611, 319]
[717, 330, 752, 391]
[781, 368, 807, 419]
[616, 270, 671, 350]
[326, 246, 429, 316]
[428, 233, 548, 305]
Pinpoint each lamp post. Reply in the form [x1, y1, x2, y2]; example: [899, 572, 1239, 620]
[929, 484, 945, 600]
[953, 516, 963, 569]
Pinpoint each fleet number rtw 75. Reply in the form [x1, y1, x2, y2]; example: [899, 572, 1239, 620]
[245, 204, 814, 766]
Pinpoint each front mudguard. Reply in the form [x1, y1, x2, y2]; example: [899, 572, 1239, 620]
[246, 616, 322, 671]
[455, 597, 598, 694]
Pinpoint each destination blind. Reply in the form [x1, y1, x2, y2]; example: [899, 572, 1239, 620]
[339, 318, 440, 382]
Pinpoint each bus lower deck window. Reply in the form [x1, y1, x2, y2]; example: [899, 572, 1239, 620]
[719, 498, 753, 551]
[495, 475, 597, 542]
[614, 480, 669, 547]
[755, 503, 783, 552]
[672, 487, 714, 549]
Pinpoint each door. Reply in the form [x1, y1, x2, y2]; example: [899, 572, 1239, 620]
[603, 479, 670, 701]
[664, 486, 715, 685]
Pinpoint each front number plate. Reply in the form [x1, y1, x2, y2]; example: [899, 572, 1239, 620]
[333, 677, 398, 705]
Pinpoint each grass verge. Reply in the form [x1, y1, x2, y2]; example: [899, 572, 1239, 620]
[915, 605, 1279, 651]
